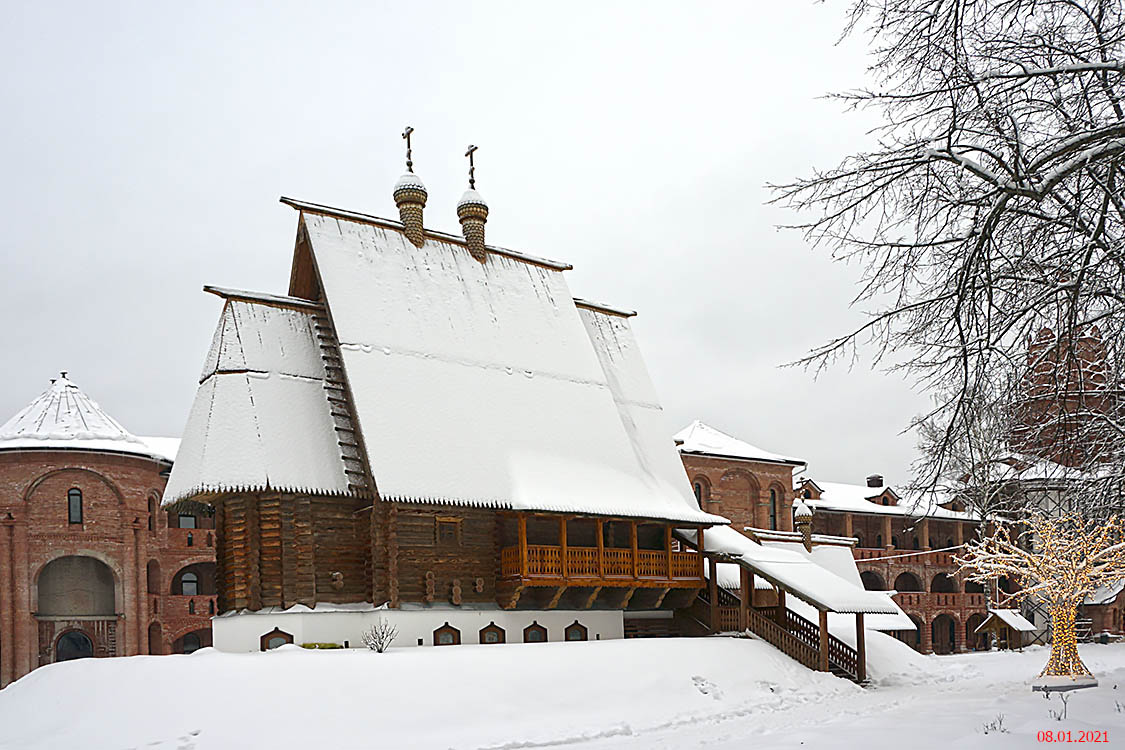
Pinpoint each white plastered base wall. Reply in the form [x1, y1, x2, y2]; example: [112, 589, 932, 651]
[212, 607, 625, 651]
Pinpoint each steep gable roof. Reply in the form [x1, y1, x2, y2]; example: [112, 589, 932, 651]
[296, 206, 721, 523]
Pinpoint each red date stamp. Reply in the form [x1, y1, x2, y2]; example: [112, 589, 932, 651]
[1037, 730, 1110, 743]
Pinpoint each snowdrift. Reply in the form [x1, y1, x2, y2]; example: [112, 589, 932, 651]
[0, 638, 862, 750]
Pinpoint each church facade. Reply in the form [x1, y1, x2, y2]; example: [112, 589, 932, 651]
[0, 376, 212, 689]
[163, 160, 725, 650]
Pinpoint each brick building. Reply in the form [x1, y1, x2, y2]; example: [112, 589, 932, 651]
[675, 421, 804, 533]
[0, 375, 213, 688]
[796, 476, 993, 654]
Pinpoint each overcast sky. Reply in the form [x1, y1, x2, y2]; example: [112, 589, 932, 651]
[0, 1, 930, 486]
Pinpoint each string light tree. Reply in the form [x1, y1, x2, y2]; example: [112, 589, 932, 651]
[956, 514, 1125, 691]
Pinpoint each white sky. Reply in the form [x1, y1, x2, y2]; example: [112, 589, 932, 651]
[0, 1, 930, 486]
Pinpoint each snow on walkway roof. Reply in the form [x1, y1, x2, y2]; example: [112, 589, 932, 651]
[675, 421, 804, 466]
[696, 525, 899, 614]
[1086, 580, 1125, 606]
[977, 609, 1036, 632]
[0, 376, 177, 463]
[804, 480, 978, 520]
[163, 296, 353, 504]
[293, 205, 722, 524]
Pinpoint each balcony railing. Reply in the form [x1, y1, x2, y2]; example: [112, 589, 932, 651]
[499, 544, 703, 582]
[893, 592, 986, 609]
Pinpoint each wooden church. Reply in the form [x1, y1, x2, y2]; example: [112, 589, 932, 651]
[164, 136, 726, 648]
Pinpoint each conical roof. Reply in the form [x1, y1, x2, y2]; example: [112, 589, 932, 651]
[0, 375, 177, 462]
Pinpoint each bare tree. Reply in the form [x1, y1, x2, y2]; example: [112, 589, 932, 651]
[361, 619, 398, 653]
[957, 514, 1125, 682]
[773, 0, 1125, 516]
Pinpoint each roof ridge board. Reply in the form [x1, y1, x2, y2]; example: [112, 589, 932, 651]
[573, 298, 638, 318]
[279, 196, 574, 272]
[203, 285, 324, 311]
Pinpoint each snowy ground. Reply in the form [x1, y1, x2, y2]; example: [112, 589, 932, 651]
[0, 635, 1123, 749]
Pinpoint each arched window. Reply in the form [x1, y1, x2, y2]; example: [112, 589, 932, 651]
[188, 600, 196, 614]
[208, 600, 215, 615]
[148, 497, 157, 531]
[691, 477, 710, 505]
[479, 622, 505, 644]
[946, 538, 954, 549]
[855, 535, 864, 548]
[693, 482, 703, 503]
[803, 489, 811, 499]
[523, 622, 548, 643]
[564, 621, 588, 641]
[768, 489, 778, 531]
[260, 628, 293, 651]
[181, 632, 201, 654]
[891, 536, 899, 548]
[433, 623, 460, 646]
[186, 532, 194, 547]
[876, 534, 883, 548]
[67, 488, 83, 524]
[181, 572, 199, 596]
[912, 537, 920, 550]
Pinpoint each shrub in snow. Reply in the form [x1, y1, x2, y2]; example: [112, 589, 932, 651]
[362, 619, 398, 653]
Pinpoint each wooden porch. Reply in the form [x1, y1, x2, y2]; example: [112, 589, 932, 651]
[496, 514, 706, 608]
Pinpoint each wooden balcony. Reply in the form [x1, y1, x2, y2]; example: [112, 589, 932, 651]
[499, 544, 704, 587]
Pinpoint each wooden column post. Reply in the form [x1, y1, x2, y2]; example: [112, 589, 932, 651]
[707, 556, 719, 633]
[855, 613, 867, 682]
[630, 521, 639, 579]
[665, 525, 673, 579]
[819, 609, 830, 672]
[920, 518, 931, 550]
[843, 513, 853, 539]
[954, 521, 964, 547]
[747, 569, 755, 608]
[518, 514, 528, 578]
[882, 516, 893, 549]
[559, 516, 568, 579]
[739, 566, 750, 631]
[596, 519, 605, 579]
[776, 589, 786, 625]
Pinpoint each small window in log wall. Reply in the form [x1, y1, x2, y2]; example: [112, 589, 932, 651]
[479, 622, 505, 644]
[523, 622, 547, 643]
[434, 622, 461, 646]
[564, 621, 588, 641]
[435, 517, 462, 547]
[260, 628, 293, 651]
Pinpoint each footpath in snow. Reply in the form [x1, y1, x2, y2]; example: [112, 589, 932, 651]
[0, 636, 1123, 749]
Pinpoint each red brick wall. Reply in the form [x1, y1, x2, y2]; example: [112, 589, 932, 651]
[0, 450, 214, 688]
[679, 454, 795, 532]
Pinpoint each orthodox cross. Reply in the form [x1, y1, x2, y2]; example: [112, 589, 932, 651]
[402, 126, 414, 172]
[465, 145, 478, 189]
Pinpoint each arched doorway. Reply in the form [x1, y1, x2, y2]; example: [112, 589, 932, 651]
[931, 614, 957, 654]
[893, 572, 923, 592]
[173, 629, 212, 654]
[860, 571, 886, 590]
[55, 631, 94, 661]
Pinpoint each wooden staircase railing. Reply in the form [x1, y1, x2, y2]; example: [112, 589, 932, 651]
[694, 591, 863, 683]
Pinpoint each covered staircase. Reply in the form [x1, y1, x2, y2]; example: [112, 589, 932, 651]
[685, 582, 867, 683]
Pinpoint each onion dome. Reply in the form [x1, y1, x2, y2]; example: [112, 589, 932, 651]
[393, 172, 428, 248]
[457, 189, 489, 262]
[794, 499, 814, 519]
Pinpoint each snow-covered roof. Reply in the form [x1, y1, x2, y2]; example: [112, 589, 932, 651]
[977, 609, 1036, 633]
[694, 525, 899, 614]
[0, 376, 178, 464]
[675, 421, 804, 466]
[163, 297, 353, 503]
[802, 480, 978, 521]
[293, 207, 721, 524]
[1085, 580, 1125, 606]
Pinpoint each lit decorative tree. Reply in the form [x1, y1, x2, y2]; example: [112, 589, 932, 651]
[956, 515, 1125, 688]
